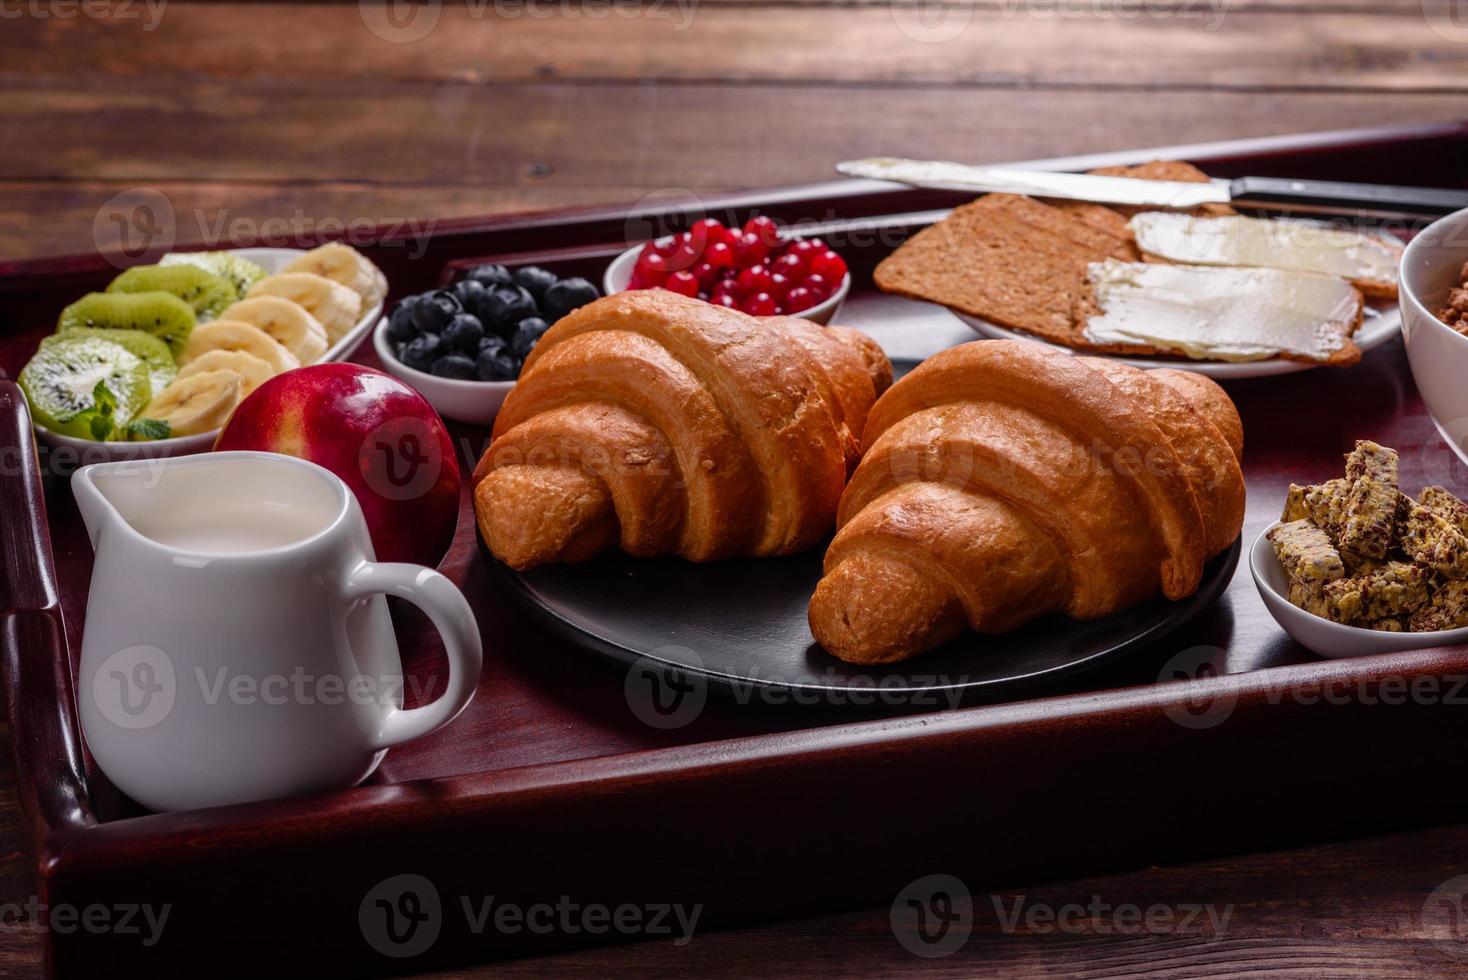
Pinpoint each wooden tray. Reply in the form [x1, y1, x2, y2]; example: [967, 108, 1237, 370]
[5, 120, 1468, 978]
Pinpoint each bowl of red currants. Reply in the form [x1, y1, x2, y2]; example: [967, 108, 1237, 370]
[374, 263, 601, 425]
[603, 216, 850, 324]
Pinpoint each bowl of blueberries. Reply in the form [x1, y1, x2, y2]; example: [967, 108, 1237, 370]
[375, 263, 600, 424]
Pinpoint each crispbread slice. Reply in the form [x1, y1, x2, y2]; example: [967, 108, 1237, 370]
[873, 193, 1136, 348]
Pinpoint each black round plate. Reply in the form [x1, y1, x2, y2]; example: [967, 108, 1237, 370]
[492, 537, 1241, 699]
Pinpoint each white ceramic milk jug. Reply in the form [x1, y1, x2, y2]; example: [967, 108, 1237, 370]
[72, 451, 482, 812]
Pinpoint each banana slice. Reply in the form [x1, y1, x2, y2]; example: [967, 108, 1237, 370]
[284, 243, 387, 310]
[176, 349, 276, 397]
[247, 272, 362, 343]
[217, 296, 329, 365]
[180, 320, 300, 375]
[139, 369, 242, 436]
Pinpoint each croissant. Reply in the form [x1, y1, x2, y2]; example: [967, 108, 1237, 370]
[808, 340, 1245, 664]
[472, 290, 893, 570]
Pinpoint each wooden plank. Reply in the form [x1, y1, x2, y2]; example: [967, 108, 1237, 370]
[0, 3, 1463, 92]
[3, 79, 1464, 188]
[1, 82, 1462, 260]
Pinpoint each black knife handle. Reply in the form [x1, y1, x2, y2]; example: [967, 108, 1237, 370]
[1229, 176, 1468, 217]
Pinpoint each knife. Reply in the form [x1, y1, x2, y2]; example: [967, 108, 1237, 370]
[836, 157, 1468, 218]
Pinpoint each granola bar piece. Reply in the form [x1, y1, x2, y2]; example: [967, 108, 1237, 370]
[1419, 486, 1468, 538]
[1397, 496, 1468, 578]
[1287, 580, 1330, 619]
[1410, 579, 1468, 632]
[1339, 441, 1399, 559]
[1369, 617, 1408, 633]
[1322, 560, 1430, 625]
[1301, 478, 1350, 542]
[1281, 484, 1310, 523]
[1269, 519, 1346, 587]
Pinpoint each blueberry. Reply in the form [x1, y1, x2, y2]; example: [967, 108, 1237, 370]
[442, 313, 485, 354]
[430, 354, 477, 380]
[452, 278, 487, 311]
[467, 264, 513, 288]
[479, 285, 538, 335]
[542, 277, 600, 322]
[510, 316, 549, 359]
[398, 333, 442, 372]
[474, 347, 520, 382]
[410, 290, 461, 334]
[386, 296, 421, 343]
[478, 333, 509, 356]
[513, 266, 558, 302]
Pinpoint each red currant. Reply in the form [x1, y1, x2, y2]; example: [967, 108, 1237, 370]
[692, 261, 717, 287]
[665, 270, 700, 297]
[803, 273, 830, 301]
[635, 252, 669, 287]
[743, 215, 782, 249]
[651, 236, 679, 258]
[772, 252, 805, 278]
[742, 291, 777, 317]
[783, 286, 814, 312]
[767, 272, 792, 302]
[788, 238, 818, 261]
[666, 241, 700, 272]
[712, 293, 739, 309]
[692, 218, 724, 244]
[705, 241, 734, 270]
[806, 238, 825, 251]
[737, 264, 773, 295]
[732, 232, 769, 269]
[712, 277, 742, 301]
[809, 249, 847, 282]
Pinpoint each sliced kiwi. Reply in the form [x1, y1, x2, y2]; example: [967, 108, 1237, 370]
[49, 327, 176, 397]
[58, 291, 196, 357]
[160, 250, 267, 296]
[20, 337, 151, 439]
[108, 263, 238, 320]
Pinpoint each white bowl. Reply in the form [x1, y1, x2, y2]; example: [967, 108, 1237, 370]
[30, 246, 385, 462]
[603, 242, 850, 325]
[1400, 207, 1468, 466]
[373, 315, 514, 426]
[1250, 521, 1468, 658]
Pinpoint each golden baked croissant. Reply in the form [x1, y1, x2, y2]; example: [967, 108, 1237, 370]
[808, 340, 1245, 664]
[473, 290, 892, 570]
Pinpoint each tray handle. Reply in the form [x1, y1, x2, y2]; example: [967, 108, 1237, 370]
[0, 381, 97, 844]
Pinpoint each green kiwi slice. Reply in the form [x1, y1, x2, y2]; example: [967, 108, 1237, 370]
[160, 250, 267, 296]
[58, 291, 196, 357]
[20, 337, 151, 439]
[108, 263, 238, 320]
[50, 327, 176, 397]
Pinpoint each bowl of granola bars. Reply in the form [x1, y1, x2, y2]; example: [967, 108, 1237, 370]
[1252, 440, 1468, 658]
[1401, 206, 1468, 467]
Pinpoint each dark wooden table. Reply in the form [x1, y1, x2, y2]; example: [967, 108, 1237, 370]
[4, 3, 1468, 976]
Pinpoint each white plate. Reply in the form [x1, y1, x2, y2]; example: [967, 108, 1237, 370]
[30, 247, 385, 462]
[955, 300, 1402, 379]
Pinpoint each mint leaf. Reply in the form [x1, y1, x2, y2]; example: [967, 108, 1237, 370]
[125, 418, 171, 441]
[91, 381, 116, 418]
[89, 414, 114, 441]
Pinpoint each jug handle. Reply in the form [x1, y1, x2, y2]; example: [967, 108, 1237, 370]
[342, 561, 483, 750]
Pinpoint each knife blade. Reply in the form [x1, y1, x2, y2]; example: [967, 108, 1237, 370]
[836, 157, 1468, 217]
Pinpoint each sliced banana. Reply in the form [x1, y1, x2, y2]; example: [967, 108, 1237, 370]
[176, 349, 276, 397]
[217, 296, 329, 365]
[284, 243, 387, 310]
[180, 320, 300, 375]
[247, 272, 362, 343]
[139, 369, 242, 436]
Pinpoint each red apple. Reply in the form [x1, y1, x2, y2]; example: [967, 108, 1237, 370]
[215, 364, 461, 568]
